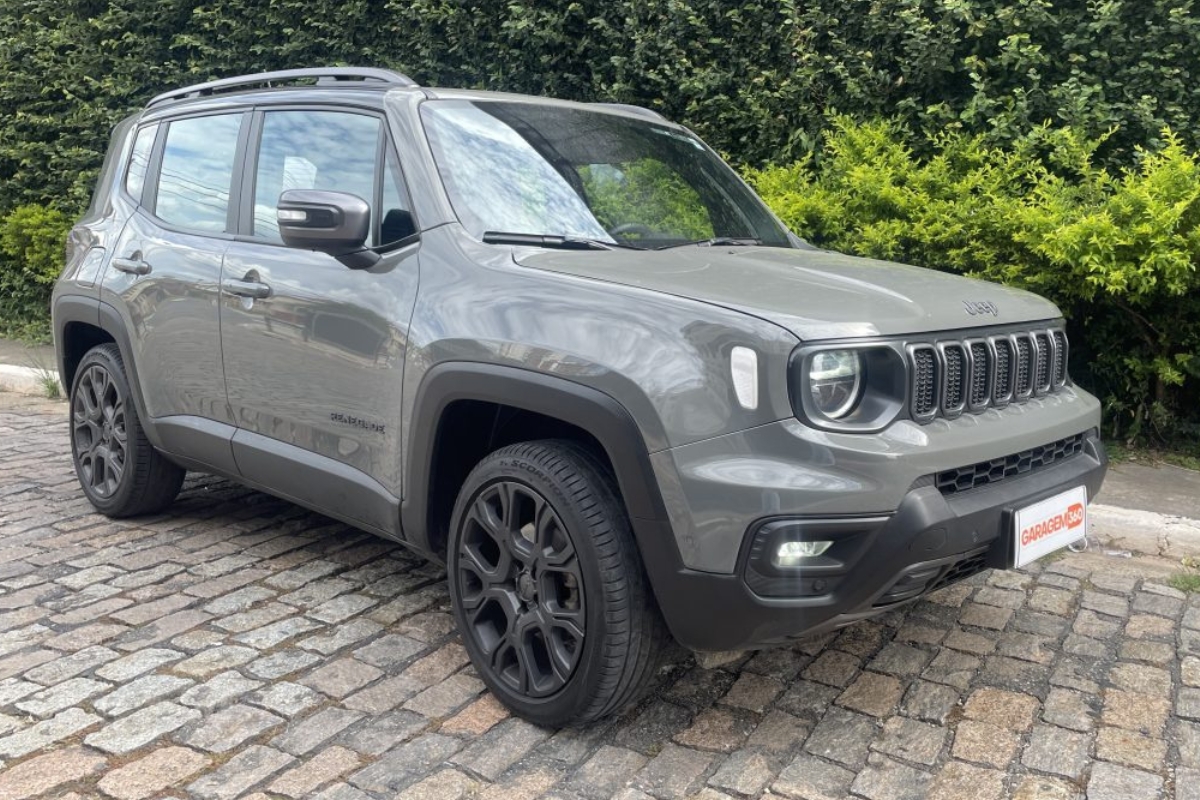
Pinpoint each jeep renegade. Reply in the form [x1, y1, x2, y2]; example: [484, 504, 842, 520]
[53, 68, 1107, 725]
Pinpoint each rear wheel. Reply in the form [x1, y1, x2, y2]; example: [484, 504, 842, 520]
[69, 344, 184, 517]
[447, 440, 667, 726]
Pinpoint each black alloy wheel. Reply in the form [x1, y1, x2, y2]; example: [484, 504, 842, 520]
[72, 362, 128, 499]
[456, 480, 586, 697]
[69, 344, 184, 517]
[447, 440, 667, 726]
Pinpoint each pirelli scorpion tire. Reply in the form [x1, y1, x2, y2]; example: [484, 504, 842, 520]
[68, 343, 185, 517]
[447, 439, 668, 726]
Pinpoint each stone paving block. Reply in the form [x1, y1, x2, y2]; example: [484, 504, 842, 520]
[113, 609, 211, 652]
[1103, 688, 1171, 735]
[1085, 762, 1162, 800]
[94, 647, 183, 682]
[173, 645, 259, 677]
[804, 707, 878, 767]
[837, 671, 905, 718]
[0, 745, 107, 799]
[349, 733, 461, 794]
[1021, 723, 1090, 779]
[24, 644, 118, 684]
[441, 694, 511, 737]
[566, 745, 648, 800]
[802, 650, 860, 688]
[273, 707, 365, 756]
[451, 717, 551, 781]
[1095, 726, 1166, 772]
[1110, 662, 1173, 696]
[403, 671, 485, 718]
[673, 706, 756, 753]
[900, 680, 961, 725]
[721, 671, 784, 712]
[873, 715, 946, 766]
[234, 616, 324, 649]
[632, 742, 715, 798]
[94, 674, 194, 717]
[97, 745, 210, 800]
[266, 745, 362, 798]
[951, 720, 1018, 769]
[922, 649, 981, 690]
[926, 761, 1004, 800]
[1180, 687, 1200, 721]
[183, 703, 285, 753]
[611, 700, 693, 755]
[394, 767, 478, 800]
[300, 657, 383, 698]
[352, 632, 425, 668]
[337, 709, 428, 756]
[1042, 687, 1096, 732]
[247, 681, 324, 717]
[177, 671, 265, 714]
[707, 749, 776, 796]
[960, 603, 1012, 630]
[85, 700, 201, 755]
[963, 686, 1040, 732]
[212, 602, 297, 634]
[772, 752, 855, 800]
[849, 752, 933, 800]
[246, 649, 322, 680]
[1010, 775, 1082, 800]
[15, 676, 110, 718]
[299, 618, 384, 655]
[188, 744, 296, 800]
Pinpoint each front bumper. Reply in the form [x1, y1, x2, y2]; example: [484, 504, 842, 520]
[643, 429, 1106, 651]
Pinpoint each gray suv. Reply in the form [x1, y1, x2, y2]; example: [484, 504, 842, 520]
[53, 68, 1107, 726]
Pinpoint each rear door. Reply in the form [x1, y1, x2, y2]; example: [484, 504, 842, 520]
[101, 111, 247, 429]
[219, 106, 420, 530]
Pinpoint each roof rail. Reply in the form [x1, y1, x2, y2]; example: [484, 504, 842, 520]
[146, 67, 418, 108]
[591, 102, 668, 122]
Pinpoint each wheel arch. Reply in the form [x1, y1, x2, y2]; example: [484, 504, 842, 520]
[401, 362, 673, 562]
[54, 296, 157, 445]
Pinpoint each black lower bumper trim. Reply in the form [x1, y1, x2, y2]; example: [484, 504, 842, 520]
[642, 430, 1107, 651]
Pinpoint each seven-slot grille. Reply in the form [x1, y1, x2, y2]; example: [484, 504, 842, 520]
[908, 328, 1068, 422]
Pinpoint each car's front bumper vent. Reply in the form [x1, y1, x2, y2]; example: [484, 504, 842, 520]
[935, 431, 1088, 495]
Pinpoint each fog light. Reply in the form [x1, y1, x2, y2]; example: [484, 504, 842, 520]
[773, 540, 833, 567]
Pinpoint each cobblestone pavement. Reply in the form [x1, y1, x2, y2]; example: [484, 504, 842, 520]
[1, 396, 1199, 800]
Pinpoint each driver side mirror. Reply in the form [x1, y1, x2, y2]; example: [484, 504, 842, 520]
[277, 190, 379, 269]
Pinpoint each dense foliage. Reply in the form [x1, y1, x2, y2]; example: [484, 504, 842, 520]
[0, 0, 1198, 443]
[5, 0, 1200, 213]
[0, 205, 70, 341]
[751, 119, 1200, 444]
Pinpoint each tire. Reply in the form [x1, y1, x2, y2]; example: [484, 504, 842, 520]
[447, 439, 668, 726]
[69, 343, 185, 517]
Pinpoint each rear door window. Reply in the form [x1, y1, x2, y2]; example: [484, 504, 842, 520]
[153, 114, 243, 232]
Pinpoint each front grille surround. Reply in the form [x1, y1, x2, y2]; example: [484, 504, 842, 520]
[904, 326, 1068, 424]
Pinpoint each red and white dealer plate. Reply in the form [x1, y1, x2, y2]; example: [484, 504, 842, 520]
[1013, 485, 1088, 568]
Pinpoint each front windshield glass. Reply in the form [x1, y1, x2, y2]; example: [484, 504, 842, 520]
[420, 100, 791, 249]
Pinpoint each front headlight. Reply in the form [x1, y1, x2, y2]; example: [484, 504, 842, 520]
[809, 349, 864, 419]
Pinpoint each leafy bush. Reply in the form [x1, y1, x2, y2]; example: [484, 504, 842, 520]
[5, 1, 1200, 214]
[0, 204, 70, 342]
[750, 119, 1200, 444]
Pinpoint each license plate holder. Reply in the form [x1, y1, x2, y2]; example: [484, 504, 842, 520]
[1013, 486, 1088, 568]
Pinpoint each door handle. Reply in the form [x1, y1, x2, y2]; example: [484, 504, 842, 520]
[112, 256, 151, 275]
[223, 278, 272, 299]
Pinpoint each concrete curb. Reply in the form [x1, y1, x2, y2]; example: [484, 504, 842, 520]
[0, 363, 61, 397]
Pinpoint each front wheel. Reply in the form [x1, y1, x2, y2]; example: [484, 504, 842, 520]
[447, 440, 667, 726]
[69, 344, 185, 517]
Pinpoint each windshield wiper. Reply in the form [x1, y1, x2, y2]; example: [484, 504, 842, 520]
[654, 237, 762, 250]
[482, 231, 642, 250]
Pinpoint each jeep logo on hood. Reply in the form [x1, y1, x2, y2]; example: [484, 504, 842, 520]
[963, 300, 1000, 317]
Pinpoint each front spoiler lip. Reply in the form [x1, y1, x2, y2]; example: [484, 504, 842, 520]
[645, 430, 1107, 651]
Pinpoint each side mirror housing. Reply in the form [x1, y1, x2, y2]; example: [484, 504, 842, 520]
[277, 190, 379, 269]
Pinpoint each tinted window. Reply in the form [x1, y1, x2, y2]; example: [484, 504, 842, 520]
[124, 124, 158, 202]
[155, 114, 242, 231]
[253, 111, 382, 243]
[380, 148, 416, 245]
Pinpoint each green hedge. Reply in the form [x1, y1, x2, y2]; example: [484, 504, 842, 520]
[5, 1, 1200, 213]
[0, 204, 70, 342]
[750, 119, 1200, 444]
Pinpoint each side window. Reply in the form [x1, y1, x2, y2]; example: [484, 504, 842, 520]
[154, 114, 242, 232]
[252, 110, 383, 244]
[124, 123, 158, 202]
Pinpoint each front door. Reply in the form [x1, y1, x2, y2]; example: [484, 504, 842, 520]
[219, 108, 419, 530]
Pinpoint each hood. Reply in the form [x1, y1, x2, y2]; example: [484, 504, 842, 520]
[514, 245, 1060, 341]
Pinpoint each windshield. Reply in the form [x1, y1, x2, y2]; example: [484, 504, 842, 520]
[420, 100, 791, 249]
